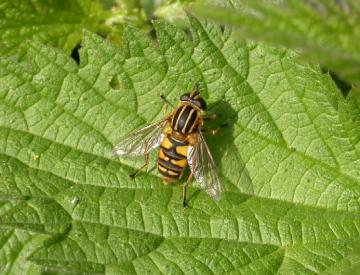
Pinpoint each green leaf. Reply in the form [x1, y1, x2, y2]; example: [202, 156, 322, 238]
[1, 15, 360, 273]
[0, 0, 107, 57]
[190, 0, 360, 85]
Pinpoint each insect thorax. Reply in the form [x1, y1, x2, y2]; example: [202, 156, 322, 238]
[170, 104, 201, 134]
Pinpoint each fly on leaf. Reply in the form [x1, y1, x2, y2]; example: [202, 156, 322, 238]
[113, 86, 223, 207]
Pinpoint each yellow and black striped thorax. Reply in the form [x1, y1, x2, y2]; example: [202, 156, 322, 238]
[158, 134, 189, 182]
[170, 104, 200, 134]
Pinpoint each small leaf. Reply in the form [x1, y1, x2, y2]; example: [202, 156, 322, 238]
[1, 15, 360, 273]
[0, 0, 107, 56]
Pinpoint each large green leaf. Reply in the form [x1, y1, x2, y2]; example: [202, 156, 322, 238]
[1, 15, 360, 274]
[0, 0, 106, 56]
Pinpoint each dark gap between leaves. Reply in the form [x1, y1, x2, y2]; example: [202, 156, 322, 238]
[70, 42, 81, 65]
[322, 68, 351, 97]
[220, 24, 225, 34]
[148, 18, 158, 41]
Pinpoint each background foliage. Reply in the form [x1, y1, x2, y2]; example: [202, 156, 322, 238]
[192, 0, 360, 87]
[1, 0, 360, 274]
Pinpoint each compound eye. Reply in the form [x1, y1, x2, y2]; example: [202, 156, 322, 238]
[180, 93, 191, 101]
[198, 98, 207, 110]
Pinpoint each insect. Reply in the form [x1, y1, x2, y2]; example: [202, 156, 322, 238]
[113, 87, 222, 207]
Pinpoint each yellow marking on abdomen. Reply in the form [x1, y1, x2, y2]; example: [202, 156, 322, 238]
[161, 136, 172, 149]
[171, 158, 187, 168]
[167, 170, 180, 176]
[159, 150, 170, 161]
[176, 145, 188, 158]
[158, 164, 167, 173]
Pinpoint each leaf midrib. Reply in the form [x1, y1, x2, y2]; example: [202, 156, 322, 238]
[2, 118, 360, 214]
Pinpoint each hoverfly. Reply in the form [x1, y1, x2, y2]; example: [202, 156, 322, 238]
[113, 87, 222, 207]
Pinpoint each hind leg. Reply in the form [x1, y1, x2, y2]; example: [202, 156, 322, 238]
[129, 154, 149, 179]
[182, 172, 193, 208]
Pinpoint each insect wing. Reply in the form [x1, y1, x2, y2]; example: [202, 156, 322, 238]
[113, 119, 167, 157]
[187, 130, 222, 200]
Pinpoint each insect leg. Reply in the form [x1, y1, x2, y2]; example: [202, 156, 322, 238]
[182, 172, 193, 208]
[204, 113, 222, 121]
[201, 124, 228, 135]
[160, 94, 175, 109]
[129, 153, 149, 179]
[147, 164, 156, 174]
[193, 82, 202, 93]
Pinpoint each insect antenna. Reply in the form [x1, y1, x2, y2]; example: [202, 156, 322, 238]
[160, 94, 175, 108]
[194, 83, 200, 93]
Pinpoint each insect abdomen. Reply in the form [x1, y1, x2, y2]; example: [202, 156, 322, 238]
[171, 105, 199, 134]
[158, 134, 188, 182]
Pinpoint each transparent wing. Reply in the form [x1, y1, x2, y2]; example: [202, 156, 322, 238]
[187, 129, 222, 200]
[112, 119, 168, 157]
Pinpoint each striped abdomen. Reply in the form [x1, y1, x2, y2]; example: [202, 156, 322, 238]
[158, 134, 188, 182]
[171, 105, 200, 134]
